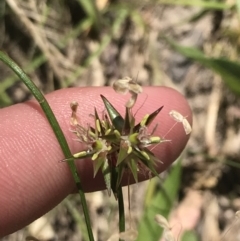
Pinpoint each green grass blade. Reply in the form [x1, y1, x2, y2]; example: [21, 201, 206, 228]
[136, 160, 182, 241]
[157, 0, 233, 10]
[117, 187, 125, 239]
[165, 37, 240, 96]
[77, 0, 101, 30]
[237, 0, 240, 19]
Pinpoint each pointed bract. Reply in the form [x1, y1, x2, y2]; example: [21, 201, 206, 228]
[100, 95, 124, 132]
[133, 106, 163, 132]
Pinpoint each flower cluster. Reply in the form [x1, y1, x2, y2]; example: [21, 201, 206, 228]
[66, 77, 170, 197]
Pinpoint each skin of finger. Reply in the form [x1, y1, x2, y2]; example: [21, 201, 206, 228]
[0, 86, 192, 237]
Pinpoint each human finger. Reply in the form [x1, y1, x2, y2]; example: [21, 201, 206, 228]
[0, 86, 192, 237]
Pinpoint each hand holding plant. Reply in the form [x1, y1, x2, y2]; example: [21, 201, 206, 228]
[0, 84, 192, 238]
[64, 77, 191, 199]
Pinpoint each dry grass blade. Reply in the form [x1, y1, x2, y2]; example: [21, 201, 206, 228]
[6, 0, 76, 81]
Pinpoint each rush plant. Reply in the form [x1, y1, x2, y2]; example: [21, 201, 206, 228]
[0, 47, 191, 240]
[60, 77, 174, 239]
[62, 77, 192, 239]
[63, 77, 171, 198]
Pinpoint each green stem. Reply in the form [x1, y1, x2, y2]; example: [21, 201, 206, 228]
[117, 187, 125, 241]
[0, 51, 94, 241]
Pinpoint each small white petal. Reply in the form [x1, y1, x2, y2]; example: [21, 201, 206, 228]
[182, 118, 192, 135]
[169, 110, 184, 122]
[113, 78, 129, 95]
[169, 110, 192, 135]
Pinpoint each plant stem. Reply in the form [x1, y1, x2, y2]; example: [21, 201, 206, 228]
[0, 51, 95, 241]
[118, 187, 125, 241]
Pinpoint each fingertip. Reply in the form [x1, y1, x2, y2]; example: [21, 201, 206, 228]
[51, 86, 192, 188]
[0, 86, 192, 236]
[46, 86, 192, 182]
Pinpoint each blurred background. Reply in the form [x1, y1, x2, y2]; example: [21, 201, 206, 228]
[1, 0, 240, 240]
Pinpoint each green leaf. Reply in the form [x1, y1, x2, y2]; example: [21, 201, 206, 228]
[157, 0, 233, 10]
[165, 37, 240, 95]
[100, 95, 124, 132]
[136, 160, 182, 241]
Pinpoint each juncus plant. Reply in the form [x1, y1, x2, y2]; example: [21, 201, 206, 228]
[62, 77, 176, 197]
[62, 77, 192, 240]
[0, 51, 191, 240]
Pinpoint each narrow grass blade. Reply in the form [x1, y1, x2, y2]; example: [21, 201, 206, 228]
[137, 160, 182, 241]
[165, 37, 240, 96]
[0, 52, 95, 241]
